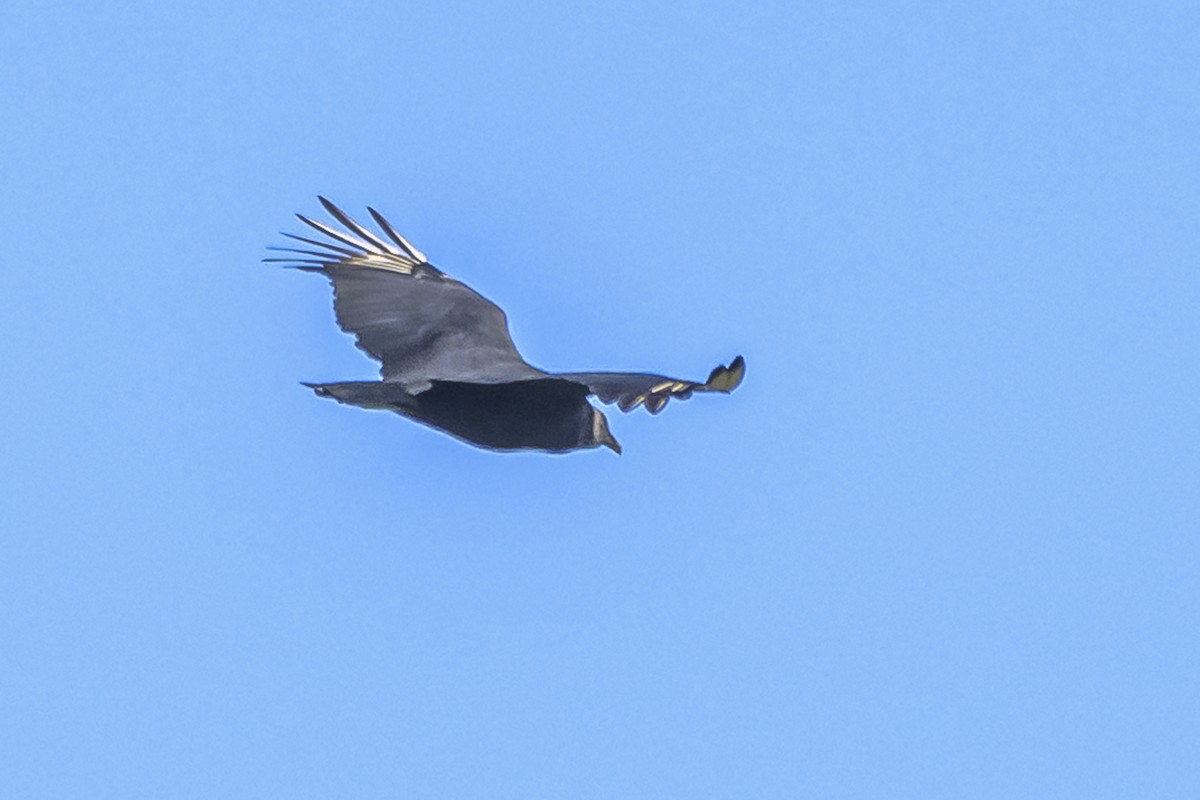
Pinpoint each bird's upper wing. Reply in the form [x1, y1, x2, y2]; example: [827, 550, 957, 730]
[267, 198, 544, 385]
[555, 356, 745, 414]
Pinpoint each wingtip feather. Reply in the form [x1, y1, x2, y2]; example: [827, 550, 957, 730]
[296, 213, 378, 254]
[704, 356, 746, 393]
[318, 197, 394, 254]
[367, 205, 428, 263]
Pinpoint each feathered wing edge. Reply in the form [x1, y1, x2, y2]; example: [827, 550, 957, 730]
[561, 355, 746, 415]
[263, 197, 439, 277]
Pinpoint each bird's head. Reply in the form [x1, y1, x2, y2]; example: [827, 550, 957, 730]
[588, 407, 622, 455]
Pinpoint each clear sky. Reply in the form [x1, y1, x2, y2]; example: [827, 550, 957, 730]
[2, 1, 1197, 797]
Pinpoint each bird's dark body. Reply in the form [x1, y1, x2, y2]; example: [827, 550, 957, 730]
[270, 198, 745, 454]
[309, 378, 596, 452]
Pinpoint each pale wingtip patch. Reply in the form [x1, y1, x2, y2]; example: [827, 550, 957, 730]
[272, 200, 436, 277]
[705, 355, 745, 393]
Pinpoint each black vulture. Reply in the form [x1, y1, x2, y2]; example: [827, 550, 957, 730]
[267, 198, 745, 454]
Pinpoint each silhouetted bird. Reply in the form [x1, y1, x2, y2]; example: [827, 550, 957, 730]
[267, 198, 745, 454]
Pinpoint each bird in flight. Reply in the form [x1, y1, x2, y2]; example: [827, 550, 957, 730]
[267, 198, 745, 454]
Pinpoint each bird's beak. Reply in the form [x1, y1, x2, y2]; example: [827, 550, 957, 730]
[602, 432, 622, 455]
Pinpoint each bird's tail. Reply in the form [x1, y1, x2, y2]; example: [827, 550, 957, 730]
[302, 381, 416, 410]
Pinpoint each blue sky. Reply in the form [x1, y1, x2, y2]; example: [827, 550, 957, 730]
[2, 1, 1197, 797]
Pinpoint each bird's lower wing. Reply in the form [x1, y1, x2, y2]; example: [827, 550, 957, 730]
[556, 355, 744, 414]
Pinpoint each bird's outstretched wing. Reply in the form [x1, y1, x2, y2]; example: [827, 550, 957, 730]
[267, 198, 544, 385]
[555, 356, 745, 414]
